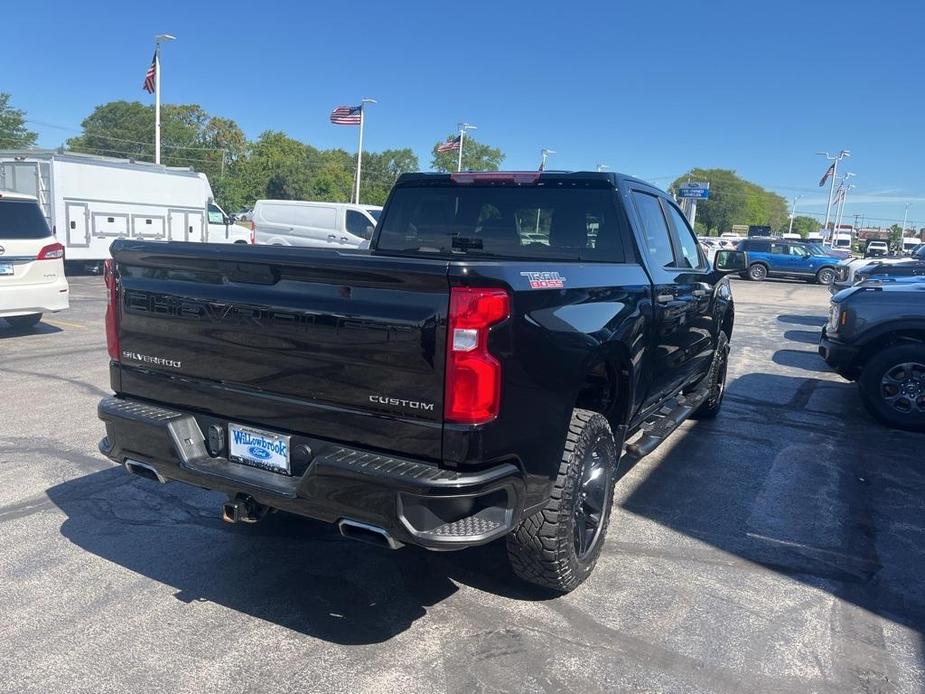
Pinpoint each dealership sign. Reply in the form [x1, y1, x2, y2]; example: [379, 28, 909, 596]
[678, 181, 711, 199]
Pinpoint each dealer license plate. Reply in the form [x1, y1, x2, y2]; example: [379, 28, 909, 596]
[228, 423, 290, 474]
[0, 264, 13, 276]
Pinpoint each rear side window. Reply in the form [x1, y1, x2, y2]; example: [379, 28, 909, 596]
[631, 192, 675, 269]
[0, 199, 51, 239]
[770, 243, 788, 255]
[376, 184, 627, 262]
[745, 240, 769, 252]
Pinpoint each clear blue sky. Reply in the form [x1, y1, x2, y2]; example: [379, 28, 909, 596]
[3, 0, 922, 227]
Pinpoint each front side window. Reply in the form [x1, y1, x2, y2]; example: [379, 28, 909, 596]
[664, 203, 702, 269]
[346, 209, 374, 238]
[207, 204, 224, 225]
[631, 192, 675, 269]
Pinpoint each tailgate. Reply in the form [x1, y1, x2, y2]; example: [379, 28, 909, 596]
[112, 241, 449, 461]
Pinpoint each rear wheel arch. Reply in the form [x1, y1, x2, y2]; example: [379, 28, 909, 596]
[574, 350, 633, 429]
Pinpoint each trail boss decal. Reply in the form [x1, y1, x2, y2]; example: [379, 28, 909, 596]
[520, 271, 566, 289]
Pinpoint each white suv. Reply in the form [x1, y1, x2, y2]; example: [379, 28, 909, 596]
[0, 191, 69, 328]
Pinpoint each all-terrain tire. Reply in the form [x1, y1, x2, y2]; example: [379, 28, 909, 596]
[506, 409, 618, 593]
[857, 343, 925, 432]
[691, 331, 730, 419]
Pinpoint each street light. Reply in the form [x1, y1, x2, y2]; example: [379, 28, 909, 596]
[540, 148, 556, 171]
[456, 122, 477, 172]
[153, 34, 176, 165]
[788, 194, 804, 235]
[816, 149, 850, 234]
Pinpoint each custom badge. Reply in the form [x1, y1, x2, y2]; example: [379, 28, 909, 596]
[520, 271, 566, 289]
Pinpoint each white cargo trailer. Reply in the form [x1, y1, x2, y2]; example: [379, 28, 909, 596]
[0, 150, 250, 266]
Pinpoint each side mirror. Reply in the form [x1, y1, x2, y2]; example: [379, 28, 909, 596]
[225, 215, 235, 225]
[713, 250, 747, 273]
[365, 225, 375, 240]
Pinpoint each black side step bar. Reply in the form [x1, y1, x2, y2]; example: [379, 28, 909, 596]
[623, 386, 710, 460]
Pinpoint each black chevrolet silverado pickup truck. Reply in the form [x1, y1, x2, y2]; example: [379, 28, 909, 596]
[98, 171, 744, 591]
[820, 275, 925, 431]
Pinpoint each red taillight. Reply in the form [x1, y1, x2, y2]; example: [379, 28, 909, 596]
[445, 287, 510, 425]
[103, 258, 120, 361]
[36, 242, 65, 260]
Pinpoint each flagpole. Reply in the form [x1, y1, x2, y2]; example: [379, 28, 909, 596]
[154, 45, 161, 165]
[457, 127, 465, 173]
[817, 149, 849, 242]
[152, 34, 175, 166]
[355, 98, 376, 204]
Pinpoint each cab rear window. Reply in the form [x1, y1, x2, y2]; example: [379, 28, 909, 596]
[0, 199, 52, 239]
[375, 184, 628, 262]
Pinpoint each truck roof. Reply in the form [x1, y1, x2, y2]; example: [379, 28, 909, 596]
[394, 170, 661, 192]
[0, 149, 201, 176]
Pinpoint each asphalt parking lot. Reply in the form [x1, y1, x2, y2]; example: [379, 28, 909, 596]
[0, 276, 922, 694]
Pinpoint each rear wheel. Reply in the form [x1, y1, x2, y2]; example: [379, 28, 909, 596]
[506, 409, 618, 593]
[815, 267, 836, 285]
[5, 313, 42, 329]
[747, 263, 767, 281]
[858, 344, 925, 432]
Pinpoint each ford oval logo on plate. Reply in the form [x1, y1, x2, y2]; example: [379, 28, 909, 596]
[247, 445, 272, 460]
[228, 423, 291, 475]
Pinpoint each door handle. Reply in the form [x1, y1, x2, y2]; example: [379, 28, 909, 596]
[656, 294, 674, 304]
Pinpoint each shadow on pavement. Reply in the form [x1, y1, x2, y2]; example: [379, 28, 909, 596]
[0, 321, 62, 339]
[773, 348, 829, 372]
[45, 466, 554, 646]
[783, 329, 821, 345]
[622, 371, 925, 641]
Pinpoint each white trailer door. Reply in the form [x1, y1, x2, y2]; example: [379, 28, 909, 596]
[65, 202, 90, 247]
[187, 210, 205, 243]
[168, 209, 186, 241]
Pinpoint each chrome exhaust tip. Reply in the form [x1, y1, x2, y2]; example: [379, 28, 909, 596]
[124, 459, 167, 484]
[337, 518, 403, 550]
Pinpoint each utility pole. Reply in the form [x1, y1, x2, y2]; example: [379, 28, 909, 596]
[901, 203, 910, 233]
[354, 98, 376, 204]
[153, 33, 176, 165]
[788, 194, 804, 234]
[456, 122, 477, 172]
[817, 149, 850, 237]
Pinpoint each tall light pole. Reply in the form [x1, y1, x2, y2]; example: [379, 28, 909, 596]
[901, 202, 911, 233]
[354, 97, 376, 204]
[817, 149, 850, 235]
[834, 183, 855, 243]
[456, 122, 477, 172]
[788, 194, 804, 234]
[540, 148, 556, 171]
[153, 33, 175, 165]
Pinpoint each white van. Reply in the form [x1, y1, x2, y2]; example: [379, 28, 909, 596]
[252, 200, 382, 248]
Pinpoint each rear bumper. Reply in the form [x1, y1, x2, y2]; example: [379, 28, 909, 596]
[98, 396, 525, 550]
[818, 326, 859, 378]
[0, 278, 69, 317]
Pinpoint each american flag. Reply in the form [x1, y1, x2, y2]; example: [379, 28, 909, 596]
[330, 105, 362, 125]
[142, 52, 157, 94]
[818, 162, 835, 187]
[437, 135, 461, 153]
[832, 185, 845, 205]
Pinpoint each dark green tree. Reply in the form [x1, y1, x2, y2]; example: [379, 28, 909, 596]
[431, 134, 504, 172]
[670, 168, 787, 235]
[0, 93, 38, 148]
[788, 215, 819, 239]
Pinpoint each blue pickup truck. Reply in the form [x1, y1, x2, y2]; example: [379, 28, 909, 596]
[738, 237, 840, 284]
